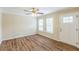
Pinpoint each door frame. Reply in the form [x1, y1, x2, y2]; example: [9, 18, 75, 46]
[59, 13, 79, 47]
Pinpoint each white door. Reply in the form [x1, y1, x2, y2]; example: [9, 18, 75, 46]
[59, 14, 79, 47]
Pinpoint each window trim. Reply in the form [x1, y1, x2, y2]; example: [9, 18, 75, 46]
[46, 17, 53, 34]
[38, 18, 44, 31]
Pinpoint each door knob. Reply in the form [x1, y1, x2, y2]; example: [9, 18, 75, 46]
[76, 42, 78, 45]
[60, 28, 62, 32]
[76, 28, 78, 31]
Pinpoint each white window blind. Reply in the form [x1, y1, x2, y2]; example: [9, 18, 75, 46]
[46, 18, 53, 33]
[38, 19, 43, 31]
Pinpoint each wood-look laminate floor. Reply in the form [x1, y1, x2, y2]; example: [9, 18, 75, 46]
[0, 34, 79, 51]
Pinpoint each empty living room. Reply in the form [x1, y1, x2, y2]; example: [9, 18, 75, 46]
[0, 7, 79, 51]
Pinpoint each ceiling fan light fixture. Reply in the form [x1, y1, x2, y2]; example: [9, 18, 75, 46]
[32, 13, 37, 16]
[24, 8, 44, 16]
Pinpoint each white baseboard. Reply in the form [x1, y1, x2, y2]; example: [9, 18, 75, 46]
[3, 33, 36, 41]
[0, 40, 2, 44]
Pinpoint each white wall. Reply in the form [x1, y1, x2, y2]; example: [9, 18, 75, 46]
[2, 13, 36, 40]
[0, 9, 2, 43]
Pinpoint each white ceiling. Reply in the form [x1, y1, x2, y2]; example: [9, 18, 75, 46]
[1, 7, 68, 16]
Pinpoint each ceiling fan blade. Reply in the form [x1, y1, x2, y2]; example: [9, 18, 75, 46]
[24, 10, 32, 12]
[25, 13, 32, 15]
[37, 12, 44, 14]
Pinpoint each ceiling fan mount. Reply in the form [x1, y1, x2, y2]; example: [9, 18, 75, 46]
[24, 8, 44, 16]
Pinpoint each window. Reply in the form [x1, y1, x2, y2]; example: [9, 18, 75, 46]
[38, 19, 43, 31]
[63, 16, 73, 23]
[46, 18, 53, 33]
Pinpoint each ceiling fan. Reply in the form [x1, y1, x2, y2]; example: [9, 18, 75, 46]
[24, 8, 44, 16]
